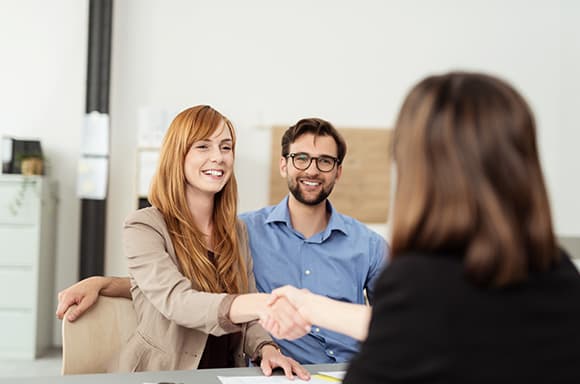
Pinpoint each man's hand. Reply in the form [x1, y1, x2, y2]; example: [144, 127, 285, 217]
[56, 276, 106, 321]
[56, 276, 132, 322]
[259, 344, 310, 381]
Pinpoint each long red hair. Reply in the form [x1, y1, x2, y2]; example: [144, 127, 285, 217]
[149, 105, 248, 294]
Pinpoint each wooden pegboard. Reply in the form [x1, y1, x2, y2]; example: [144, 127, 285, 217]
[269, 127, 393, 223]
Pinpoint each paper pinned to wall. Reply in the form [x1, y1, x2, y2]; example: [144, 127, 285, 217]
[81, 111, 109, 156]
[77, 157, 108, 199]
[138, 149, 159, 197]
[138, 107, 176, 148]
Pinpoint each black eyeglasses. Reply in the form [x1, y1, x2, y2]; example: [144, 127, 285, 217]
[286, 152, 340, 172]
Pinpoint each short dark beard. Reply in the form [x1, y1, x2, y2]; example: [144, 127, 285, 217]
[288, 179, 334, 206]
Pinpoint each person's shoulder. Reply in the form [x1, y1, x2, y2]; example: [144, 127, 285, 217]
[375, 251, 464, 300]
[124, 206, 164, 226]
[538, 248, 580, 288]
[556, 248, 580, 274]
[239, 205, 275, 223]
[234, 217, 248, 235]
[394, 250, 460, 266]
[336, 212, 385, 240]
[387, 251, 462, 280]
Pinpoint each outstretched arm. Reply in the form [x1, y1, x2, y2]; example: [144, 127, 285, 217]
[229, 293, 309, 339]
[56, 276, 131, 321]
[263, 285, 372, 342]
[227, 293, 310, 380]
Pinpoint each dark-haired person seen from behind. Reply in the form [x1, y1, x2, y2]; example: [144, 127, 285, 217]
[57, 118, 387, 365]
[263, 72, 580, 383]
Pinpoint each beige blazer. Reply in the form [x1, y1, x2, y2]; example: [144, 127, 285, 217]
[108, 207, 272, 372]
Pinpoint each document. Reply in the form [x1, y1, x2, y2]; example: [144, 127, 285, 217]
[218, 372, 343, 383]
[317, 371, 345, 380]
[219, 377, 307, 383]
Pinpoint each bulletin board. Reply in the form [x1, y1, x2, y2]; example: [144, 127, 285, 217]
[269, 127, 393, 223]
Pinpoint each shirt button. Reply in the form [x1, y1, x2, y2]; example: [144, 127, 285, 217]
[315, 327, 320, 333]
[304, 269, 311, 275]
[328, 350, 334, 355]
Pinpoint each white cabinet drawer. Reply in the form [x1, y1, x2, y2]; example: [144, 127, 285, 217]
[0, 226, 37, 265]
[0, 179, 40, 224]
[0, 311, 34, 358]
[0, 268, 35, 308]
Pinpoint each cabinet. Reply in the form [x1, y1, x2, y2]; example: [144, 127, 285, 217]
[0, 175, 57, 358]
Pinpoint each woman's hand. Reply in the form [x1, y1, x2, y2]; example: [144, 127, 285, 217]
[262, 285, 314, 338]
[259, 344, 310, 380]
[270, 286, 313, 319]
[260, 295, 312, 340]
[267, 285, 372, 342]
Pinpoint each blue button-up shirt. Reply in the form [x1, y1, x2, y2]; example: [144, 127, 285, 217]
[239, 196, 388, 364]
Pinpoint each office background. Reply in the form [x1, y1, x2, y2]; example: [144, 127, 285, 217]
[0, 0, 578, 350]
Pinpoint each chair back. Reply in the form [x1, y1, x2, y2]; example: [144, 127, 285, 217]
[61, 296, 137, 374]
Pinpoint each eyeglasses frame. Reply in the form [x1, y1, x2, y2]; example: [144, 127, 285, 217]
[285, 152, 341, 173]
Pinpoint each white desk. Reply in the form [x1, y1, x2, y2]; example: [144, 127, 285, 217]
[0, 363, 346, 384]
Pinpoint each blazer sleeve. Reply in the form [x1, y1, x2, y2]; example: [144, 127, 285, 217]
[123, 209, 241, 336]
[236, 220, 275, 359]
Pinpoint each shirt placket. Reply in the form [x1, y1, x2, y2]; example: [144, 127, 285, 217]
[300, 239, 337, 362]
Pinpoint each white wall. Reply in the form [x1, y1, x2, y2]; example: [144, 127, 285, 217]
[107, 0, 580, 277]
[0, 0, 88, 347]
[1, 0, 578, 347]
[558, 1, 580, 236]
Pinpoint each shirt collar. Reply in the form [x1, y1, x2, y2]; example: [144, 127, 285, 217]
[265, 195, 292, 226]
[265, 195, 349, 237]
[325, 200, 348, 236]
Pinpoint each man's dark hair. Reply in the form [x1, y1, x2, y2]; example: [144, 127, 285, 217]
[281, 118, 347, 163]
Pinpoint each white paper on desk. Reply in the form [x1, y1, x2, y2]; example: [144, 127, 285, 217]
[318, 371, 345, 380]
[218, 376, 335, 384]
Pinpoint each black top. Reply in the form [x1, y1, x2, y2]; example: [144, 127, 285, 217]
[197, 332, 242, 369]
[344, 249, 580, 384]
[197, 250, 242, 369]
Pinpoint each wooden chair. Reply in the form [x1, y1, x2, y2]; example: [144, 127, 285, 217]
[61, 296, 137, 374]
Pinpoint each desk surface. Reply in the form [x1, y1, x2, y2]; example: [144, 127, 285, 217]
[1, 363, 346, 384]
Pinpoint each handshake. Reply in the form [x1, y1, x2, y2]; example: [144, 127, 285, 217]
[259, 285, 316, 340]
[259, 285, 370, 342]
[55, 276, 369, 343]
